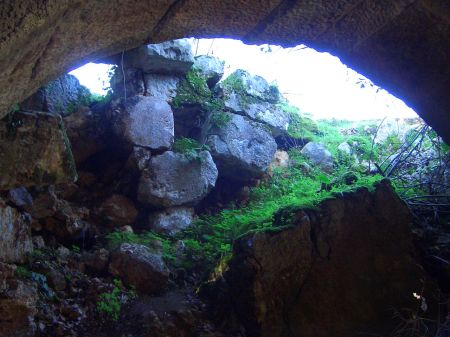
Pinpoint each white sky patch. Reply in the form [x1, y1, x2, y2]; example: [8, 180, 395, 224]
[70, 38, 418, 121]
[69, 63, 114, 95]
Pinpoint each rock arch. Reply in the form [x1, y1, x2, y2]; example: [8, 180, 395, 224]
[0, 0, 449, 142]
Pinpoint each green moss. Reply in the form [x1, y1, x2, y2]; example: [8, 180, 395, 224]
[172, 69, 212, 108]
[173, 137, 210, 161]
[96, 279, 136, 321]
[210, 111, 231, 128]
[221, 71, 259, 109]
[278, 102, 318, 139]
[106, 231, 176, 263]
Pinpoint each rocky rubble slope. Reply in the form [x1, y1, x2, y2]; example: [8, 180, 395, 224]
[0, 39, 446, 337]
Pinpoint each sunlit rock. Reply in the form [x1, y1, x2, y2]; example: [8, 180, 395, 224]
[207, 112, 277, 179]
[112, 96, 174, 151]
[138, 151, 218, 207]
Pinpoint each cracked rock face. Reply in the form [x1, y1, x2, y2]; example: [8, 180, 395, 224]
[210, 180, 435, 337]
[137, 151, 218, 207]
[207, 113, 277, 180]
[113, 96, 174, 151]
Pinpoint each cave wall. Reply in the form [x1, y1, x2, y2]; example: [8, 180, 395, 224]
[0, 0, 449, 143]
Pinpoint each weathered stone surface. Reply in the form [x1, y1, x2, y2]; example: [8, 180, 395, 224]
[193, 55, 224, 88]
[0, 1, 448, 144]
[113, 96, 174, 151]
[0, 112, 77, 190]
[0, 200, 33, 263]
[242, 101, 289, 136]
[211, 180, 436, 337]
[138, 151, 218, 207]
[109, 243, 169, 294]
[0, 264, 38, 337]
[149, 207, 195, 236]
[120, 39, 194, 75]
[337, 141, 352, 155]
[98, 194, 138, 226]
[207, 113, 277, 179]
[222, 70, 280, 104]
[301, 141, 334, 172]
[144, 74, 181, 101]
[20, 74, 90, 116]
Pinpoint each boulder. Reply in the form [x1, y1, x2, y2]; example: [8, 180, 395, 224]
[207, 113, 277, 179]
[144, 74, 181, 101]
[211, 180, 437, 337]
[221, 69, 280, 105]
[20, 74, 91, 116]
[0, 200, 33, 263]
[120, 39, 194, 75]
[301, 142, 334, 172]
[0, 112, 77, 190]
[138, 151, 218, 207]
[109, 243, 169, 294]
[113, 96, 174, 151]
[149, 207, 195, 236]
[337, 141, 352, 155]
[193, 55, 224, 88]
[242, 101, 289, 136]
[98, 194, 138, 226]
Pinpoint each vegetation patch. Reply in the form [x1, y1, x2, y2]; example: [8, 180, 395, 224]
[96, 278, 136, 321]
[173, 137, 210, 161]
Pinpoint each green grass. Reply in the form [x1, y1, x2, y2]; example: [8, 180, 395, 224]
[177, 149, 383, 270]
[173, 137, 210, 161]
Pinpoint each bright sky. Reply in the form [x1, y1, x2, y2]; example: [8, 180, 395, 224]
[70, 38, 417, 121]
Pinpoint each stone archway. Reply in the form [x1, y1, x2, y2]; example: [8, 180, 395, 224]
[0, 0, 449, 143]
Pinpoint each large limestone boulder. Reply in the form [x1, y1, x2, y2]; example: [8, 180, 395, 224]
[243, 101, 289, 136]
[219, 70, 288, 136]
[210, 180, 437, 337]
[193, 55, 224, 88]
[119, 39, 194, 75]
[20, 74, 91, 116]
[207, 113, 277, 179]
[301, 141, 334, 172]
[138, 151, 218, 207]
[0, 112, 77, 190]
[113, 96, 174, 151]
[0, 200, 33, 263]
[148, 207, 195, 236]
[144, 74, 181, 101]
[221, 70, 280, 106]
[109, 243, 169, 294]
